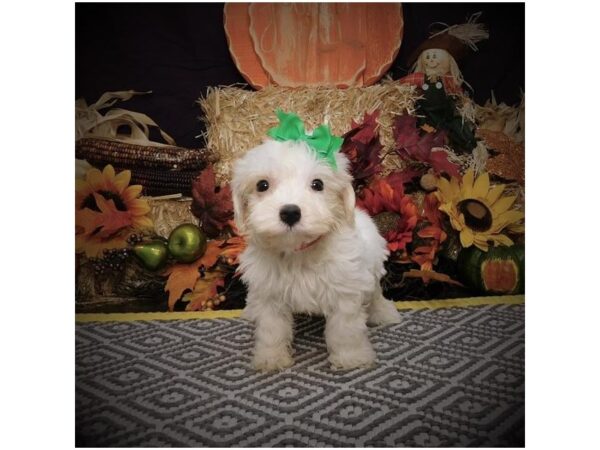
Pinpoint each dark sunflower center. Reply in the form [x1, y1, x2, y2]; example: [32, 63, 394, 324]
[81, 190, 128, 212]
[373, 211, 401, 235]
[458, 199, 492, 232]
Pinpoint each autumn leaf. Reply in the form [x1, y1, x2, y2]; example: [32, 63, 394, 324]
[428, 148, 461, 178]
[191, 166, 234, 238]
[422, 192, 445, 228]
[218, 236, 246, 265]
[392, 115, 459, 178]
[341, 111, 383, 187]
[162, 239, 224, 311]
[185, 272, 225, 311]
[409, 193, 448, 274]
[77, 193, 133, 238]
[403, 269, 463, 286]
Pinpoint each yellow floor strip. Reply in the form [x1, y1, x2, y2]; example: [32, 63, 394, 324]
[76, 295, 523, 323]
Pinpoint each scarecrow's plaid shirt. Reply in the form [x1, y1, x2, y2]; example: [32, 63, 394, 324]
[398, 72, 463, 96]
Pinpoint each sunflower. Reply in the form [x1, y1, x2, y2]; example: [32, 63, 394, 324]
[435, 168, 524, 251]
[76, 164, 153, 257]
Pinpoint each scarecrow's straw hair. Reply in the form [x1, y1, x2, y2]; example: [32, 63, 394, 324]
[429, 12, 489, 51]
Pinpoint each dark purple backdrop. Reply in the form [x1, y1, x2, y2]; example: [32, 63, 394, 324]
[76, 3, 524, 149]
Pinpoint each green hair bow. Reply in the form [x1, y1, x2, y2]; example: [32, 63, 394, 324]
[266, 110, 343, 169]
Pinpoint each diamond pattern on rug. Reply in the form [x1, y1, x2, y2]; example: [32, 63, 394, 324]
[76, 303, 524, 447]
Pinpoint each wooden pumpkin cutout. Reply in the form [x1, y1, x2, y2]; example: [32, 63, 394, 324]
[364, 4, 404, 86]
[224, 2, 270, 89]
[224, 3, 404, 89]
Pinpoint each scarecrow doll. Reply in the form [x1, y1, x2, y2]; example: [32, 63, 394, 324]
[399, 14, 489, 153]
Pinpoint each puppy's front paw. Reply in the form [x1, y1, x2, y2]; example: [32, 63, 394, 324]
[253, 347, 294, 373]
[328, 346, 376, 371]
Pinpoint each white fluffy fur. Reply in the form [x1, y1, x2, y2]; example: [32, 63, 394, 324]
[231, 139, 401, 372]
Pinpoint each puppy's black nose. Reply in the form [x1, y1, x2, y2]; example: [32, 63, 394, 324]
[279, 204, 301, 227]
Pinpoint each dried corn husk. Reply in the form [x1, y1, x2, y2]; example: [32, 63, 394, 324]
[76, 90, 176, 146]
[76, 91, 211, 196]
[76, 138, 210, 171]
[475, 92, 525, 143]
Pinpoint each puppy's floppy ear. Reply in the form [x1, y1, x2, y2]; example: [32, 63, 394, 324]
[335, 152, 356, 226]
[231, 176, 248, 235]
[342, 182, 356, 226]
[232, 189, 247, 235]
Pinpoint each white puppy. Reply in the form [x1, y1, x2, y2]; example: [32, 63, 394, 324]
[232, 138, 401, 372]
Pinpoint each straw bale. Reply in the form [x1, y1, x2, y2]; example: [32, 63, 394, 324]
[198, 80, 420, 182]
[146, 196, 199, 238]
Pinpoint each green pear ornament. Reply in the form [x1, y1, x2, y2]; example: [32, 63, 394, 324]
[133, 240, 169, 271]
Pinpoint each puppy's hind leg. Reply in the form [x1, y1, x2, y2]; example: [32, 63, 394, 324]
[367, 285, 401, 326]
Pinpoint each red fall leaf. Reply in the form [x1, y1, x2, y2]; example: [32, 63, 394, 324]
[341, 111, 383, 186]
[392, 115, 460, 178]
[191, 166, 234, 238]
[357, 175, 419, 256]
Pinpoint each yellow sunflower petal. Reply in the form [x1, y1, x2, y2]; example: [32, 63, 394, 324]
[461, 169, 475, 199]
[122, 184, 143, 201]
[472, 171, 490, 200]
[438, 202, 454, 215]
[450, 176, 460, 199]
[491, 196, 517, 215]
[448, 215, 463, 231]
[75, 178, 89, 193]
[102, 165, 116, 188]
[113, 170, 132, 192]
[437, 177, 453, 201]
[495, 210, 525, 228]
[498, 210, 525, 225]
[486, 184, 506, 206]
[473, 239, 489, 252]
[489, 233, 515, 247]
[132, 216, 154, 230]
[459, 228, 474, 247]
[507, 223, 525, 233]
[128, 199, 151, 216]
[77, 234, 129, 258]
[439, 204, 463, 231]
[86, 168, 103, 190]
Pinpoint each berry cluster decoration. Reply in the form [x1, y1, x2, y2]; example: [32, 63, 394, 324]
[90, 248, 131, 275]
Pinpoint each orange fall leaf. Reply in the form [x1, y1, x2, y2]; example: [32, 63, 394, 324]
[403, 269, 464, 286]
[186, 272, 225, 311]
[162, 240, 225, 311]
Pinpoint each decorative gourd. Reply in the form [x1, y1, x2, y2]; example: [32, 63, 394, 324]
[457, 244, 524, 294]
[224, 3, 404, 89]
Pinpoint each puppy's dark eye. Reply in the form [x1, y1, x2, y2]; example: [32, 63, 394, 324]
[256, 179, 269, 192]
[311, 179, 324, 191]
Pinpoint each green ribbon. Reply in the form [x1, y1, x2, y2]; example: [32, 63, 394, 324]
[266, 110, 342, 169]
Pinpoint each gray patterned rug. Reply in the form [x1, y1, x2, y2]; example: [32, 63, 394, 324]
[76, 303, 524, 447]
